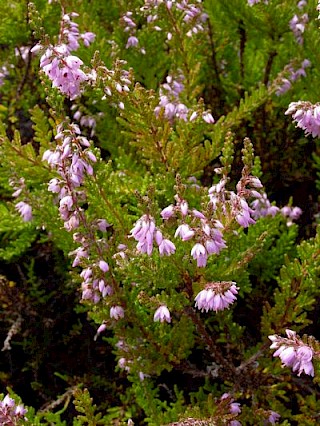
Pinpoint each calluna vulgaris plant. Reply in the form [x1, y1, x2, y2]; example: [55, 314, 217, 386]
[2, 0, 320, 424]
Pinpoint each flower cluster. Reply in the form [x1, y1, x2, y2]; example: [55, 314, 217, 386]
[208, 174, 264, 228]
[121, 12, 141, 51]
[269, 329, 315, 376]
[290, 12, 308, 45]
[247, 0, 268, 5]
[162, 195, 227, 267]
[10, 177, 33, 222]
[154, 74, 189, 121]
[195, 282, 239, 312]
[220, 393, 241, 425]
[251, 193, 279, 219]
[276, 59, 310, 96]
[140, 0, 208, 39]
[154, 73, 214, 124]
[285, 101, 320, 138]
[251, 192, 302, 226]
[43, 122, 112, 303]
[32, 12, 95, 99]
[130, 214, 176, 256]
[0, 394, 27, 425]
[281, 205, 302, 226]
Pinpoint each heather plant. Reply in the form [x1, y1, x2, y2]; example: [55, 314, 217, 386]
[1, 0, 320, 425]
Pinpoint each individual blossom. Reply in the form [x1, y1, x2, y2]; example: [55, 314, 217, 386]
[195, 281, 239, 313]
[158, 239, 176, 256]
[269, 329, 315, 376]
[15, 201, 32, 222]
[191, 243, 207, 267]
[110, 306, 125, 320]
[267, 411, 281, 424]
[153, 305, 171, 323]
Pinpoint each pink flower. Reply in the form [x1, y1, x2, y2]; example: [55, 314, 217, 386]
[99, 260, 109, 272]
[153, 305, 171, 323]
[269, 329, 314, 376]
[175, 224, 195, 241]
[268, 411, 280, 424]
[130, 214, 156, 255]
[110, 306, 125, 320]
[195, 282, 239, 312]
[158, 239, 176, 256]
[126, 36, 139, 48]
[161, 204, 175, 219]
[15, 201, 32, 221]
[191, 243, 207, 267]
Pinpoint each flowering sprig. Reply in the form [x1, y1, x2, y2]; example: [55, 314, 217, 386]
[275, 59, 310, 96]
[129, 214, 176, 256]
[43, 121, 114, 304]
[290, 12, 308, 45]
[269, 329, 316, 377]
[195, 281, 239, 312]
[10, 178, 33, 222]
[32, 11, 95, 99]
[285, 101, 320, 138]
[0, 394, 27, 425]
[139, 1, 208, 42]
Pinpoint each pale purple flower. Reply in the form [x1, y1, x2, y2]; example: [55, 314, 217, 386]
[195, 282, 239, 312]
[290, 13, 308, 45]
[130, 214, 156, 255]
[268, 411, 280, 424]
[276, 60, 310, 95]
[175, 223, 195, 241]
[15, 201, 32, 221]
[285, 101, 320, 138]
[0, 394, 27, 424]
[161, 204, 175, 219]
[126, 36, 139, 48]
[180, 200, 188, 216]
[158, 239, 176, 256]
[94, 323, 107, 340]
[81, 32, 96, 46]
[99, 260, 109, 272]
[247, 0, 268, 5]
[191, 243, 207, 267]
[110, 306, 125, 320]
[221, 393, 241, 415]
[251, 193, 279, 219]
[202, 112, 215, 124]
[269, 329, 315, 376]
[153, 305, 171, 323]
